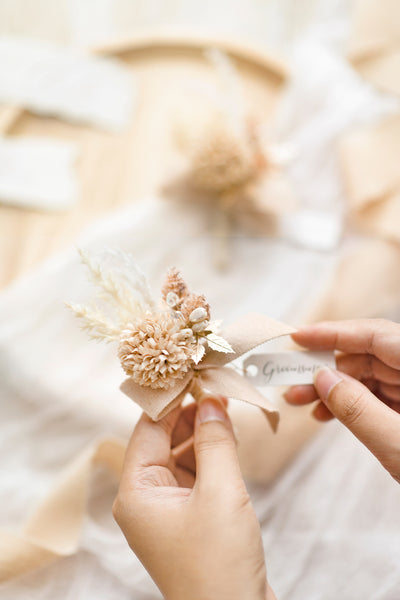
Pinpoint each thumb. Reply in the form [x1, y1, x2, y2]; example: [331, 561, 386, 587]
[314, 367, 400, 465]
[194, 395, 242, 494]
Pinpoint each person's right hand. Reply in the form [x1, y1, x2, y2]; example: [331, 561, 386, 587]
[284, 319, 400, 484]
[113, 396, 276, 600]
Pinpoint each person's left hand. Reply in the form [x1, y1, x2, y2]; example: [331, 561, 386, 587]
[113, 395, 276, 600]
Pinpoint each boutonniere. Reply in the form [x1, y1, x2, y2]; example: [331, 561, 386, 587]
[163, 49, 296, 270]
[67, 249, 295, 430]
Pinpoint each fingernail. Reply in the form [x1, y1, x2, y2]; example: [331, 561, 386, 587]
[314, 367, 342, 400]
[198, 397, 229, 425]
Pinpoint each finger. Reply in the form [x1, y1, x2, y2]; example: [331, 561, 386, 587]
[293, 319, 400, 369]
[361, 378, 379, 393]
[175, 441, 196, 474]
[175, 465, 195, 488]
[172, 398, 228, 448]
[376, 391, 400, 413]
[336, 353, 400, 385]
[314, 368, 400, 467]
[172, 397, 228, 463]
[284, 384, 318, 405]
[312, 401, 334, 421]
[384, 399, 400, 415]
[171, 403, 197, 448]
[378, 382, 400, 402]
[193, 396, 242, 495]
[122, 406, 182, 478]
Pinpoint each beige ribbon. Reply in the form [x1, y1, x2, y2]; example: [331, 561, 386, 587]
[0, 438, 125, 582]
[349, 0, 400, 97]
[120, 313, 296, 431]
[0, 313, 294, 582]
[339, 114, 400, 245]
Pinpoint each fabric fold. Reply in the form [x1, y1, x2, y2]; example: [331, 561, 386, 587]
[339, 115, 400, 244]
[0, 438, 126, 583]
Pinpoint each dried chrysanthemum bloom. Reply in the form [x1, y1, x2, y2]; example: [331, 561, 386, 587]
[189, 123, 260, 195]
[118, 312, 196, 389]
[161, 267, 188, 308]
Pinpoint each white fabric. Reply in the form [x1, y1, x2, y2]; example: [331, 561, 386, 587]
[0, 0, 350, 53]
[0, 36, 135, 131]
[0, 137, 78, 210]
[1, 197, 399, 599]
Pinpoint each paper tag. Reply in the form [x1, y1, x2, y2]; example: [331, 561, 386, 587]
[243, 351, 336, 386]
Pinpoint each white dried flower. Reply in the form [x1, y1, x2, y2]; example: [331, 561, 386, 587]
[192, 320, 210, 333]
[166, 291, 180, 308]
[118, 312, 196, 389]
[189, 307, 208, 323]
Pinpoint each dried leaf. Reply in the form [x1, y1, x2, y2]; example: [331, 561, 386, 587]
[192, 341, 206, 364]
[206, 333, 234, 353]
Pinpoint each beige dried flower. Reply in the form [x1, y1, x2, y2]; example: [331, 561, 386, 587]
[161, 267, 188, 308]
[189, 123, 259, 195]
[181, 293, 211, 323]
[118, 312, 196, 389]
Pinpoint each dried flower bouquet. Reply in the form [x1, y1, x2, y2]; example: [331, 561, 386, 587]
[67, 249, 295, 430]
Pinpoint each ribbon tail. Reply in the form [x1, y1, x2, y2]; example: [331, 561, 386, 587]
[120, 372, 193, 421]
[199, 367, 279, 432]
[200, 313, 296, 369]
[0, 438, 126, 582]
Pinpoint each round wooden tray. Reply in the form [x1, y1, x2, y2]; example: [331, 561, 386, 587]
[0, 33, 286, 289]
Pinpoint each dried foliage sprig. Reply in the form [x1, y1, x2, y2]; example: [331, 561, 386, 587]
[65, 302, 121, 342]
[78, 248, 153, 321]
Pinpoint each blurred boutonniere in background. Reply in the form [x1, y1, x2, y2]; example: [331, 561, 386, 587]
[163, 49, 296, 269]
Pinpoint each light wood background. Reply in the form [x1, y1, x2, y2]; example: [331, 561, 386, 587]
[0, 37, 286, 289]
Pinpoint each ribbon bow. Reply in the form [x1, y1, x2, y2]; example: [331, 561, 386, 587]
[121, 313, 295, 431]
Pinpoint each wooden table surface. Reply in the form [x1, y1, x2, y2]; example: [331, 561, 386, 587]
[0, 37, 285, 290]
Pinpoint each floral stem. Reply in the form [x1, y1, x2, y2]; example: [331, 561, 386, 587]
[213, 203, 232, 272]
[189, 377, 209, 403]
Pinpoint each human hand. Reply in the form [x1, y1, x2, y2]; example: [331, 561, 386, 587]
[285, 319, 400, 483]
[113, 396, 276, 600]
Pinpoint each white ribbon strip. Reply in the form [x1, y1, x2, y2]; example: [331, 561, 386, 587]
[0, 36, 135, 131]
[0, 137, 78, 210]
